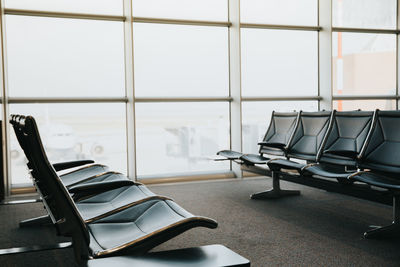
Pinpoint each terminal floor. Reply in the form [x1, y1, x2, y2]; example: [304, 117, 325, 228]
[1, 177, 399, 266]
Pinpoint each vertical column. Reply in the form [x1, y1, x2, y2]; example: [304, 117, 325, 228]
[228, 0, 242, 178]
[397, 0, 400, 109]
[0, 0, 10, 198]
[123, 0, 137, 180]
[318, 0, 333, 111]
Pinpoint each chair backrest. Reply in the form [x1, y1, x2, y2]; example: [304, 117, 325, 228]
[358, 110, 400, 174]
[285, 111, 333, 161]
[259, 111, 298, 156]
[10, 115, 31, 160]
[319, 110, 375, 166]
[10, 115, 90, 254]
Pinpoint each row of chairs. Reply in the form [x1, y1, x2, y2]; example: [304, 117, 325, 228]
[10, 115, 250, 266]
[217, 110, 400, 238]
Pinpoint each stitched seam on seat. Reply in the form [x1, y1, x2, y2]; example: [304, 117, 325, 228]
[130, 201, 163, 224]
[164, 200, 192, 219]
[92, 201, 160, 224]
[364, 119, 385, 159]
[354, 118, 371, 139]
[110, 186, 137, 203]
[378, 117, 386, 141]
[137, 185, 153, 197]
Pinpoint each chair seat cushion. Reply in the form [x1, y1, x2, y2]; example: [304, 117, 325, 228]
[88, 199, 218, 257]
[302, 164, 355, 179]
[60, 164, 110, 187]
[267, 159, 306, 172]
[76, 185, 157, 222]
[216, 150, 243, 160]
[240, 154, 270, 165]
[350, 171, 400, 190]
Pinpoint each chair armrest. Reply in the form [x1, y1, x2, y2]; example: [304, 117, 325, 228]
[257, 142, 286, 150]
[69, 180, 136, 196]
[323, 149, 358, 159]
[53, 160, 95, 171]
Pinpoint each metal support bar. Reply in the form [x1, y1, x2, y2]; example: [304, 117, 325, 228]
[0, 242, 72, 255]
[332, 27, 399, 34]
[332, 95, 399, 100]
[250, 171, 300, 199]
[133, 17, 231, 27]
[4, 9, 126, 22]
[19, 214, 52, 227]
[135, 97, 233, 102]
[364, 195, 400, 238]
[8, 97, 128, 104]
[241, 164, 393, 205]
[242, 96, 322, 102]
[0, 198, 41, 205]
[241, 23, 322, 31]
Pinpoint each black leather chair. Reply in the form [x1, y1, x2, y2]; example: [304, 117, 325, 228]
[10, 115, 117, 187]
[267, 110, 333, 172]
[11, 115, 138, 227]
[12, 115, 218, 263]
[247, 111, 332, 199]
[216, 111, 298, 164]
[302, 110, 375, 182]
[349, 110, 400, 238]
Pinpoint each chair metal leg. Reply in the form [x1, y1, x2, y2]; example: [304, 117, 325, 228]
[251, 171, 300, 200]
[364, 195, 400, 238]
[0, 242, 72, 255]
[19, 214, 52, 227]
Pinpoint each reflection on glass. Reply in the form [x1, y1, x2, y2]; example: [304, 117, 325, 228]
[134, 23, 229, 97]
[10, 104, 127, 185]
[332, 0, 396, 29]
[241, 29, 318, 97]
[5, 0, 123, 15]
[135, 102, 230, 177]
[242, 101, 318, 154]
[332, 32, 396, 96]
[133, 0, 228, 21]
[6, 15, 125, 97]
[240, 0, 317, 26]
[333, 100, 395, 111]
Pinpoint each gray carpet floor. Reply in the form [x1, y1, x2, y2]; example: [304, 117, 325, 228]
[1, 177, 400, 266]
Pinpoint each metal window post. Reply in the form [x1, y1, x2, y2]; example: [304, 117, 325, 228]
[123, 0, 137, 181]
[228, 0, 242, 178]
[319, 0, 333, 111]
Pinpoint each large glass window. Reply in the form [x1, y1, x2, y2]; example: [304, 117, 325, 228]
[241, 29, 318, 97]
[240, 0, 317, 26]
[333, 100, 396, 111]
[132, 0, 228, 21]
[6, 15, 125, 98]
[133, 23, 229, 97]
[10, 103, 127, 186]
[135, 102, 229, 178]
[332, 32, 396, 96]
[4, 0, 124, 15]
[332, 0, 396, 29]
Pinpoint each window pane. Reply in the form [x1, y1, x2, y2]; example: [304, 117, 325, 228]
[10, 103, 127, 185]
[240, 0, 317, 26]
[242, 101, 318, 154]
[333, 100, 396, 111]
[5, 0, 123, 16]
[332, 0, 396, 29]
[241, 29, 318, 97]
[134, 23, 229, 97]
[135, 102, 230, 177]
[6, 15, 125, 98]
[133, 0, 228, 21]
[332, 33, 396, 96]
